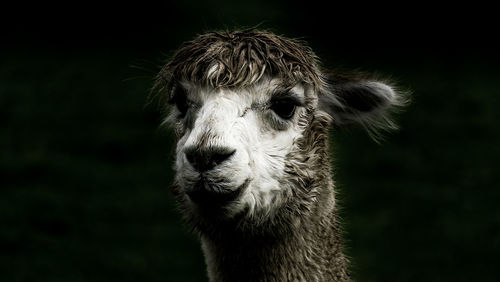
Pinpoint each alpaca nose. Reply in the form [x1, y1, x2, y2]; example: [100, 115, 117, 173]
[184, 146, 236, 172]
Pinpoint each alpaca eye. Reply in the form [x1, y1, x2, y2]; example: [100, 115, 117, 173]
[175, 94, 189, 117]
[270, 98, 297, 120]
[170, 86, 189, 118]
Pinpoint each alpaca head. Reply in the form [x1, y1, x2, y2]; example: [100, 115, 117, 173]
[156, 30, 405, 237]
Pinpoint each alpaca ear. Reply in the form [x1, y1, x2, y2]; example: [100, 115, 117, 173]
[318, 74, 407, 139]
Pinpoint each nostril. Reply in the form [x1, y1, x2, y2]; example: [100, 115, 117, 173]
[210, 148, 235, 168]
[184, 146, 236, 172]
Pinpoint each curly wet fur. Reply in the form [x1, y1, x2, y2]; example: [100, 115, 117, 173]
[155, 30, 324, 93]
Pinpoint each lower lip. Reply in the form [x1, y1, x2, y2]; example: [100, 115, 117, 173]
[186, 178, 251, 206]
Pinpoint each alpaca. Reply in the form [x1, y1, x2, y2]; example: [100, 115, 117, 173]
[155, 30, 406, 281]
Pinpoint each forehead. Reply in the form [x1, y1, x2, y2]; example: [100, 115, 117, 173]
[176, 77, 308, 102]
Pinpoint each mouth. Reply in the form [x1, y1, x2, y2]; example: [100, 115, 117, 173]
[186, 178, 251, 207]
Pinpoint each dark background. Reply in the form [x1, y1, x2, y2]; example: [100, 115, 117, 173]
[1, 2, 499, 281]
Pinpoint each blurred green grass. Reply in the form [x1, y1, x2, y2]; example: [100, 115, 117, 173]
[1, 48, 499, 282]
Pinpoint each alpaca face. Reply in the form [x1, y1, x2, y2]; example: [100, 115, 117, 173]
[170, 76, 315, 219]
[158, 31, 406, 232]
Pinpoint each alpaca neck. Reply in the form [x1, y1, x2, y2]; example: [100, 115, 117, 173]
[200, 189, 350, 282]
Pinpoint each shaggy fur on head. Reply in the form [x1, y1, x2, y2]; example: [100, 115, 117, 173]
[155, 30, 324, 91]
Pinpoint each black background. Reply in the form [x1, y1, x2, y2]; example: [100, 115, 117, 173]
[1, 2, 499, 281]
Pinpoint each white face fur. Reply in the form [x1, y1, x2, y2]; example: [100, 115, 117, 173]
[169, 76, 316, 219]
